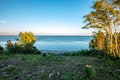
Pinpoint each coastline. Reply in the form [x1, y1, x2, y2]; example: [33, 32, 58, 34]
[40, 50, 75, 54]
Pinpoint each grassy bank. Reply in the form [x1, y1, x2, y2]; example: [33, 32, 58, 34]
[0, 51, 120, 80]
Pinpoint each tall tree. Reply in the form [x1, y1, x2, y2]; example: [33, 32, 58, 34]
[83, 0, 120, 57]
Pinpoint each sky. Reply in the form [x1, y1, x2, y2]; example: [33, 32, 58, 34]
[0, 0, 94, 35]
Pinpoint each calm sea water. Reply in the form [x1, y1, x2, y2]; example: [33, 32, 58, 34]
[0, 36, 93, 51]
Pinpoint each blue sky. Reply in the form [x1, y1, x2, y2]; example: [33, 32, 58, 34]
[0, 0, 94, 35]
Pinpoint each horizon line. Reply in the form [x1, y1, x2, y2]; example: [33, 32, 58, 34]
[0, 34, 93, 36]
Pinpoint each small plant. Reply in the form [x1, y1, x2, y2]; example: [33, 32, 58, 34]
[42, 53, 46, 57]
[6, 40, 14, 53]
[4, 65, 16, 72]
[85, 64, 96, 77]
[40, 73, 46, 79]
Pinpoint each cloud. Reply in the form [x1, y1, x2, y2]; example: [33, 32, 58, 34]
[0, 20, 7, 24]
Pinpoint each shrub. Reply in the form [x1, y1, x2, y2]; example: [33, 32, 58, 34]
[42, 53, 46, 57]
[0, 45, 3, 50]
[6, 31, 41, 54]
[6, 40, 14, 53]
[61, 49, 106, 57]
[87, 49, 106, 57]
[0, 45, 4, 52]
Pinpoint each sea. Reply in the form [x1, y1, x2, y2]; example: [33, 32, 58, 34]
[0, 36, 93, 51]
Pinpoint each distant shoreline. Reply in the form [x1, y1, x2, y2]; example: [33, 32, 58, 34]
[0, 35, 93, 37]
[41, 50, 76, 54]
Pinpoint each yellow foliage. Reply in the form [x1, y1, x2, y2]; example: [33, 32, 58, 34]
[19, 31, 36, 46]
[16, 41, 23, 46]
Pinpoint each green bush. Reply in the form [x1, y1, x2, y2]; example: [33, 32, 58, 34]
[6, 43, 41, 54]
[0, 45, 3, 52]
[87, 49, 106, 57]
[0, 45, 3, 50]
[61, 49, 106, 57]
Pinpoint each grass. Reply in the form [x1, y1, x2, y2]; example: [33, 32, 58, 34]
[0, 51, 120, 80]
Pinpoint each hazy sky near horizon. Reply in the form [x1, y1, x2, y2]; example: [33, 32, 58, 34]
[0, 0, 94, 35]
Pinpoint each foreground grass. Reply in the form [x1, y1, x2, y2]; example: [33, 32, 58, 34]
[0, 52, 120, 80]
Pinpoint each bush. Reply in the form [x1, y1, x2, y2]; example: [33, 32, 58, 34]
[23, 46, 41, 54]
[0, 45, 3, 50]
[61, 49, 106, 57]
[87, 49, 106, 57]
[6, 32, 41, 54]
[0, 45, 3, 52]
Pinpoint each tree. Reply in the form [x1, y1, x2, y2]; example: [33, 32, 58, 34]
[83, 0, 120, 57]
